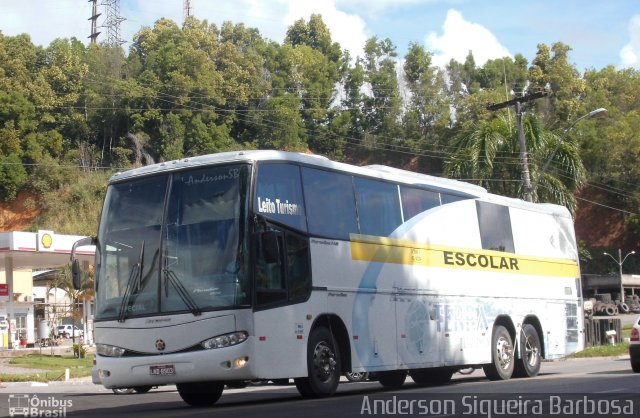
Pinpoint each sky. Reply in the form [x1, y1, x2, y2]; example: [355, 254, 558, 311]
[0, 0, 639, 71]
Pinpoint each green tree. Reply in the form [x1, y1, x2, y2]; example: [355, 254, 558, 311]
[444, 113, 584, 212]
[529, 42, 585, 124]
[402, 42, 450, 171]
[361, 37, 403, 157]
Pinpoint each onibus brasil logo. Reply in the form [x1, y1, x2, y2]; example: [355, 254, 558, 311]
[8, 394, 72, 417]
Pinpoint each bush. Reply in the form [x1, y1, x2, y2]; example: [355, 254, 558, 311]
[0, 153, 27, 201]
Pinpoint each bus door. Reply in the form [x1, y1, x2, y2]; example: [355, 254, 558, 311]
[253, 223, 312, 379]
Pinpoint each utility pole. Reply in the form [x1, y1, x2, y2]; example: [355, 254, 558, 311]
[88, 0, 101, 44]
[487, 91, 548, 202]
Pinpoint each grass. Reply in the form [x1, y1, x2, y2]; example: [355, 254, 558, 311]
[0, 354, 94, 382]
[568, 342, 629, 358]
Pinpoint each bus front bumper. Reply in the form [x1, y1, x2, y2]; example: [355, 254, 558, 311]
[96, 338, 255, 388]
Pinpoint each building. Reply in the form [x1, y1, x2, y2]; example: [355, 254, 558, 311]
[0, 230, 94, 348]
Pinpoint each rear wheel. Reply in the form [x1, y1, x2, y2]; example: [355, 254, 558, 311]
[177, 381, 224, 407]
[483, 325, 514, 380]
[345, 372, 369, 382]
[295, 326, 341, 398]
[631, 357, 640, 373]
[513, 324, 542, 378]
[377, 370, 407, 388]
[112, 388, 134, 395]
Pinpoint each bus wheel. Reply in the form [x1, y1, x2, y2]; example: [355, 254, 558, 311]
[513, 324, 542, 378]
[483, 325, 514, 380]
[112, 388, 134, 395]
[378, 370, 407, 388]
[295, 326, 341, 398]
[345, 371, 369, 382]
[409, 368, 453, 386]
[177, 381, 224, 407]
[132, 386, 153, 394]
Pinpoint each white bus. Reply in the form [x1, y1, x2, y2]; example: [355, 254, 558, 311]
[72, 150, 583, 406]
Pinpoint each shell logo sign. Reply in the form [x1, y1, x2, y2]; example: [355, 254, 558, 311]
[38, 230, 55, 252]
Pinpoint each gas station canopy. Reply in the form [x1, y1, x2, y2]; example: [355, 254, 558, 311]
[0, 230, 95, 271]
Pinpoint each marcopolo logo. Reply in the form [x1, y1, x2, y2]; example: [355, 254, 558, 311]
[8, 394, 73, 417]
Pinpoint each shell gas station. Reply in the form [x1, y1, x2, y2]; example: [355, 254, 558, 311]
[0, 230, 95, 349]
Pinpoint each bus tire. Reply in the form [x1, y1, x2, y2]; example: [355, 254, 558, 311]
[377, 370, 407, 388]
[409, 368, 453, 386]
[295, 326, 341, 398]
[177, 381, 224, 407]
[513, 324, 542, 378]
[345, 371, 369, 382]
[483, 325, 514, 381]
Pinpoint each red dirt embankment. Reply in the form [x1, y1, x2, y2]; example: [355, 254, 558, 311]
[0, 192, 40, 232]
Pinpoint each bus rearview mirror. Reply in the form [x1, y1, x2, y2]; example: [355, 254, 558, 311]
[72, 259, 82, 290]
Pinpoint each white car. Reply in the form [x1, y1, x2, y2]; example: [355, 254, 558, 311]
[629, 315, 640, 372]
[57, 324, 83, 338]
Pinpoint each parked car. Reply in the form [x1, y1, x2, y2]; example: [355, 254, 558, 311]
[56, 324, 83, 338]
[629, 315, 640, 372]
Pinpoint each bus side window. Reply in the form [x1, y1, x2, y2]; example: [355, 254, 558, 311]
[354, 178, 402, 237]
[302, 167, 358, 240]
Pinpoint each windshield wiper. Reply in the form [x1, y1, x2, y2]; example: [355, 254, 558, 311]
[118, 241, 145, 323]
[163, 269, 202, 316]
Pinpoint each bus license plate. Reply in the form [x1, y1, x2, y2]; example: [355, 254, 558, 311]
[149, 364, 175, 376]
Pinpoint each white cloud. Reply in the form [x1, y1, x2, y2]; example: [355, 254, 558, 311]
[620, 14, 640, 69]
[425, 9, 511, 67]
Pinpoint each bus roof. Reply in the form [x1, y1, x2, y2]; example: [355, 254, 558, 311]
[108, 150, 571, 217]
[110, 150, 485, 195]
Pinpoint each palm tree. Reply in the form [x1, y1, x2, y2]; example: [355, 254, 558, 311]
[48, 265, 94, 344]
[444, 113, 585, 213]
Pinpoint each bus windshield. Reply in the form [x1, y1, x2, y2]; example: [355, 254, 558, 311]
[94, 164, 250, 321]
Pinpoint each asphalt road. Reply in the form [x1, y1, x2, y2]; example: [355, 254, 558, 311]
[1, 356, 638, 418]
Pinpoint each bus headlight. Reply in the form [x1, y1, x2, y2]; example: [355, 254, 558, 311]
[201, 331, 248, 350]
[96, 343, 126, 357]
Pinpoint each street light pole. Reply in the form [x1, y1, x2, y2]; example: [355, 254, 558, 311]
[603, 249, 636, 302]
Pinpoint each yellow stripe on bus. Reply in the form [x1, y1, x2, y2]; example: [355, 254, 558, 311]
[349, 234, 579, 278]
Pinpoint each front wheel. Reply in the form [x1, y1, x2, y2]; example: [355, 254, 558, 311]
[177, 381, 224, 407]
[483, 325, 514, 381]
[513, 324, 542, 378]
[295, 326, 341, 398]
